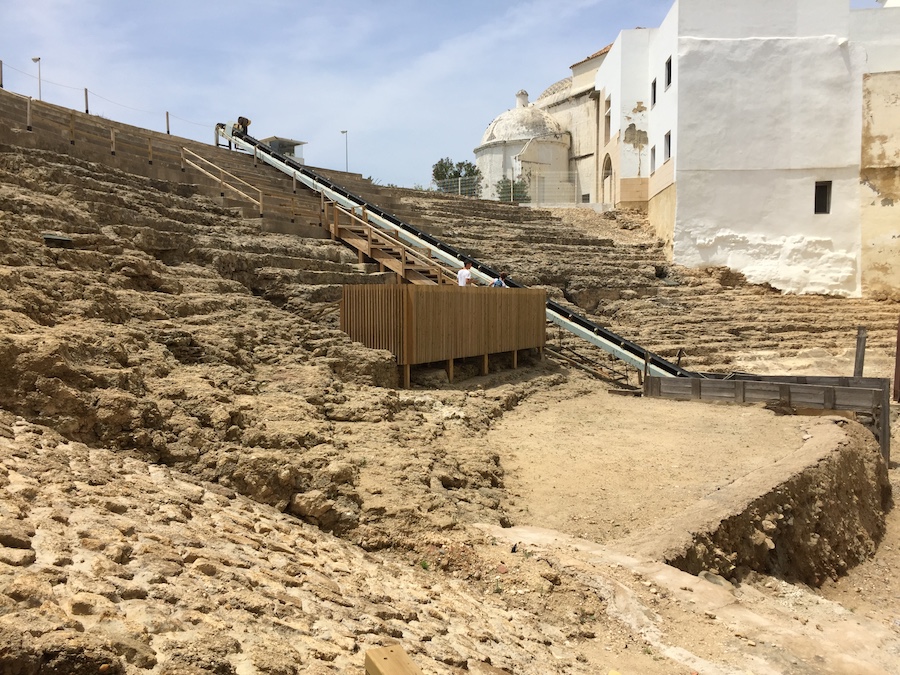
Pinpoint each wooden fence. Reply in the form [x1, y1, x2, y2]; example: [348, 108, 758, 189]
[341, 285, 546, 386]
[644, 374, 891, 463]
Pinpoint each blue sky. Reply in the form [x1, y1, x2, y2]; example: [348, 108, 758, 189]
[0, 0, 886, 188]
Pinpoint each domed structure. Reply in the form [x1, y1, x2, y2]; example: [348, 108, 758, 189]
[479, 90, 564, 146]
[474, 91, 571, 202]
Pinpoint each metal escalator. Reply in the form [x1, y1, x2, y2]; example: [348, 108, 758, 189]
[216, 122, 694, 379]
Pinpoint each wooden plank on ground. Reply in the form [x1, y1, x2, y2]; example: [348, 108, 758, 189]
[365, 645, 425, 675]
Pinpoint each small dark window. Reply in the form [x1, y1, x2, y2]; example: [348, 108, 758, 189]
[814, 181, 832, 214]
[581, 193, 591, 203]
[664, 132, 672, 161]
[665, 57, 672, 88]
[651, 79, 657, 106]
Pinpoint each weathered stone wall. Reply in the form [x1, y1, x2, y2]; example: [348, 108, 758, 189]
[861, 71, 900, 299]
[629, 418, 892, 586]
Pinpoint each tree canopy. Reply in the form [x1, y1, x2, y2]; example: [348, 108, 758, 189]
[431, 157, 482, 197]
[432, 157, 481, 183]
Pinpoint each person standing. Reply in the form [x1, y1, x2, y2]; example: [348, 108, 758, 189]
[457, 261, 475, 286]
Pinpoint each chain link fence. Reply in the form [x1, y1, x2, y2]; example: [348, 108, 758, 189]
[432, 170, 581, 205]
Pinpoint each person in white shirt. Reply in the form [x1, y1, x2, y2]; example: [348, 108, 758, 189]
[457, 261, 475, 287]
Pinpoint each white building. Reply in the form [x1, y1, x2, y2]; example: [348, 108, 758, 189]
[474, 90, 571, 202]
[478, 0, 900, 297]
[476, 51, 609, 205]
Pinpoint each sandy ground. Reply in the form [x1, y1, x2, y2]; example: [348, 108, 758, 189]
[488, 379, 814, 545]
[476, 369, 900, 673]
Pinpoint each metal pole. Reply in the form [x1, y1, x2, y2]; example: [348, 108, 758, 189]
[853, 326, 867, 378]
[84, 88, 89, 114]
[0, 60, 4, 89]
[31, 57, 41, 101]
[166, 112, 170, 135]
[341, 130, 348, 172]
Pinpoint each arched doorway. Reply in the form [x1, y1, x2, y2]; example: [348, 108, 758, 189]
[602, 155, 614, 205]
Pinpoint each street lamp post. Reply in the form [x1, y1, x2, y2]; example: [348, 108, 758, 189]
[31, 57, 41, 101]
[341, 130, 348, 172]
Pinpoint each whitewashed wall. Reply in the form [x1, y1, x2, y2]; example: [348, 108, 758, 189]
[851, 6, 900, 72]
[647, 3, 679, 191]
[673, 0, 866, 296]
[616, 31, 651, 179]
[678, 0, 848, 39]
[476, 141, 526, 200]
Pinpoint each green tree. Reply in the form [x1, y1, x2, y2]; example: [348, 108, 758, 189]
[431, 157, 482, 197]
[495, 176, 530, 203]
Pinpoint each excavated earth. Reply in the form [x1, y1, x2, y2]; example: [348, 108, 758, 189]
[0, 139, 898, 674]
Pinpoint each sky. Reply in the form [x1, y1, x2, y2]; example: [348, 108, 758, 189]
[0, 0, 886, 188]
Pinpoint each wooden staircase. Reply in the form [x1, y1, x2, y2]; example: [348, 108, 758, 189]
[323, 202, 455, 285]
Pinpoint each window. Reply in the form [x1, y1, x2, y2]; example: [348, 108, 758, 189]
[581, 193, 591, 204]
[814, 181, 832, 214]
[651, 79, 657, 107]
[650, 146, 656, 174]
[665, 57, 672, 88]
[664, 132, 672, 161]
[604, 96, 612, 146]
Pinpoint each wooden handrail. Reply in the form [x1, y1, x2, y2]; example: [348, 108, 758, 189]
[181, 154, 260, 208]
[328, 201, 456, 284]
[181, 147, 263, 210]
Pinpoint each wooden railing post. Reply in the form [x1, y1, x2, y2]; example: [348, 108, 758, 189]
[854, 326, 867, 378]
[147, 138, 153, 164]
[26, 98, 32, 131]
[69, 113, 75, 145]
[109, 129, 116, 156]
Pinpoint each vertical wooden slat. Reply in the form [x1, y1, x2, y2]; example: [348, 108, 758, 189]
[894, 315, 899, 403]
[340, 286, 545, 377]
[880, 380, 891, 464]
[854, 326, 867, 378]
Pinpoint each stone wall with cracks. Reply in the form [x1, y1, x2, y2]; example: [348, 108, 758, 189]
[621, 418, 892, 587]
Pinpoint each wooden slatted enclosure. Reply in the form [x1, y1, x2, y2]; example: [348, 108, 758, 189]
[341, 285, 546, 385]
[643, 375, 891, 462]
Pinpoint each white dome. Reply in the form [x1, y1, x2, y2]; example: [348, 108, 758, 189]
[479, 91, 564, 146]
